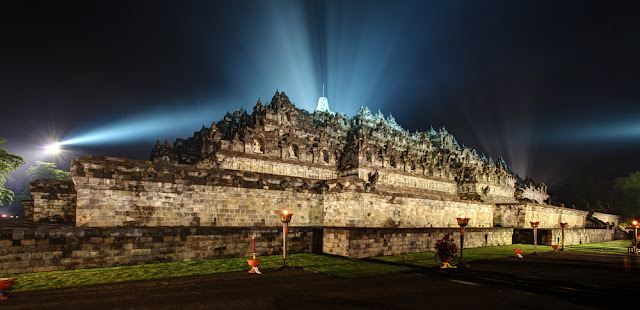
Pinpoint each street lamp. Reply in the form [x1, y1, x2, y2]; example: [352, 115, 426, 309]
[530, 220, 540, 255]
[279, 209, 293, 267]
[632, 220, 639, 255]
[456, 216, 470, 268]
[559, 222, 568, 251]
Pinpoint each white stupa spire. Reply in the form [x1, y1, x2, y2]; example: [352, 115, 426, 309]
[316, 83, 333, 114]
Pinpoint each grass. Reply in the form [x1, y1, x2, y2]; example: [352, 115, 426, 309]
[284, 253, 411, 278]
[1, 254, 409, 292]
[372, 244, 552, 268]
[1, 240, 632, 292]
[564, 239, 633, 255]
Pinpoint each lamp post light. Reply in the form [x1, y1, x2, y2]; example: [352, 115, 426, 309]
[559, 222, 568, 251]
[456, 216, 470, 268]
[279, 209, 293, 267]
[632, 220, 639, 255]
[530, 220, 540, 255]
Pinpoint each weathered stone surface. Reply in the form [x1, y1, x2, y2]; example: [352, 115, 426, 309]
[513, 227, 615, 246]
[29, 179, 76, 223]
[324, 227, 514, 259]
[19, 90, 621, 262]
[148, 90, 548, 204]
[21, 200, 34, 221]
[0, 225, 313, 274]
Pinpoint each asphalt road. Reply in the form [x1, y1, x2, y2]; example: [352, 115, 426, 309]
[1, 251, 638, 310]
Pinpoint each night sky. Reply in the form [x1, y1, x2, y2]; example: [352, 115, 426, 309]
[2, 1, 640, 190]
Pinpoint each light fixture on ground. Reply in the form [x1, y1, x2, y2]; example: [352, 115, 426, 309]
[279, 209, 293, 268]
[247, 227, 262, 274]
[530, 220, 540, 255]
[632, 220, 639, 255]
[456, 216, 470, 268]
[559, 222, 568, 251]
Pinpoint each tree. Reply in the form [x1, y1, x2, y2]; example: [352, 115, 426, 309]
[2, 161, 70, 216]
[0, 138, 25, 205]
[25, 161, 71, 184]
[611, 171, 640, 221]
[549, 175, 614, 212]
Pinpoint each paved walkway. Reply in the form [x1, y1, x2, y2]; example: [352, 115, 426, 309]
[2, 251, 639, 309]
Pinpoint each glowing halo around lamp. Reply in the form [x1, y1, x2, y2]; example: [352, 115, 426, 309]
[280, 209, 293, 224]
[456, 216, 470, 227]
[45, 142, 61, 155]
[278, 209, 293, 268]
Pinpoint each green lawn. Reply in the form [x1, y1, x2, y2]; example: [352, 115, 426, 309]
[565, 239, 633, 255]
[1, 240, 632, 292]
[2, 254, 409, 292]
[372, 244, 552, 267]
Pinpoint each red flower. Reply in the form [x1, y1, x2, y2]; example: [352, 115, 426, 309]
[434, 234, 458, 260]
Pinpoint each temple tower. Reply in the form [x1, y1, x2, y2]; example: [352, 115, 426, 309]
[316, 83, 333, 114]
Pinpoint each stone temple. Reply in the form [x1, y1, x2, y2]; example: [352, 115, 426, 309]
[6, 90, 619, 274]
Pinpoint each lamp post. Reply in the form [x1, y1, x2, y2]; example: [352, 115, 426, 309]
[279, 209, 293, 267]
[632, 220, 639, 255]
[530, 220, 540, 255]
[559, 222, 567, 251]
[456, 216, 470, 268]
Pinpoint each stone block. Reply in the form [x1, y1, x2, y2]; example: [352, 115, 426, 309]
[3, 260, 29, 269]
[32, 266, 59, 273]
[12, 230, 24, 240]
[90, 237, 104, 244]
[130, 249, 152, 256]
[21, 239, 36, 246]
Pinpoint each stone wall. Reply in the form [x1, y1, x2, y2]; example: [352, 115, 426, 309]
[21, 200, 34, 221]
[550, 228, 616, 246]
[214, 152, 338, 180]
[53, 156, 618, 233]
[593, 212, 620, 226]
[19, 155, 620, 263]
[513, 228, 615, 246]
[0, 224, 313, 274]
[72, 156, 324, 227]
[357, 168, 459, 195]
[493, 204, 609, 229]
[69, 156, 511, 229]
[29, 179, 76, 223]
[523, 204, 587, 228]
[323, 227, 514, 259]
[323, 192, 495, 228]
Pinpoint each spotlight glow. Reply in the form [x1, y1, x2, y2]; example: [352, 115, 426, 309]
[45, 142, 61, 154]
